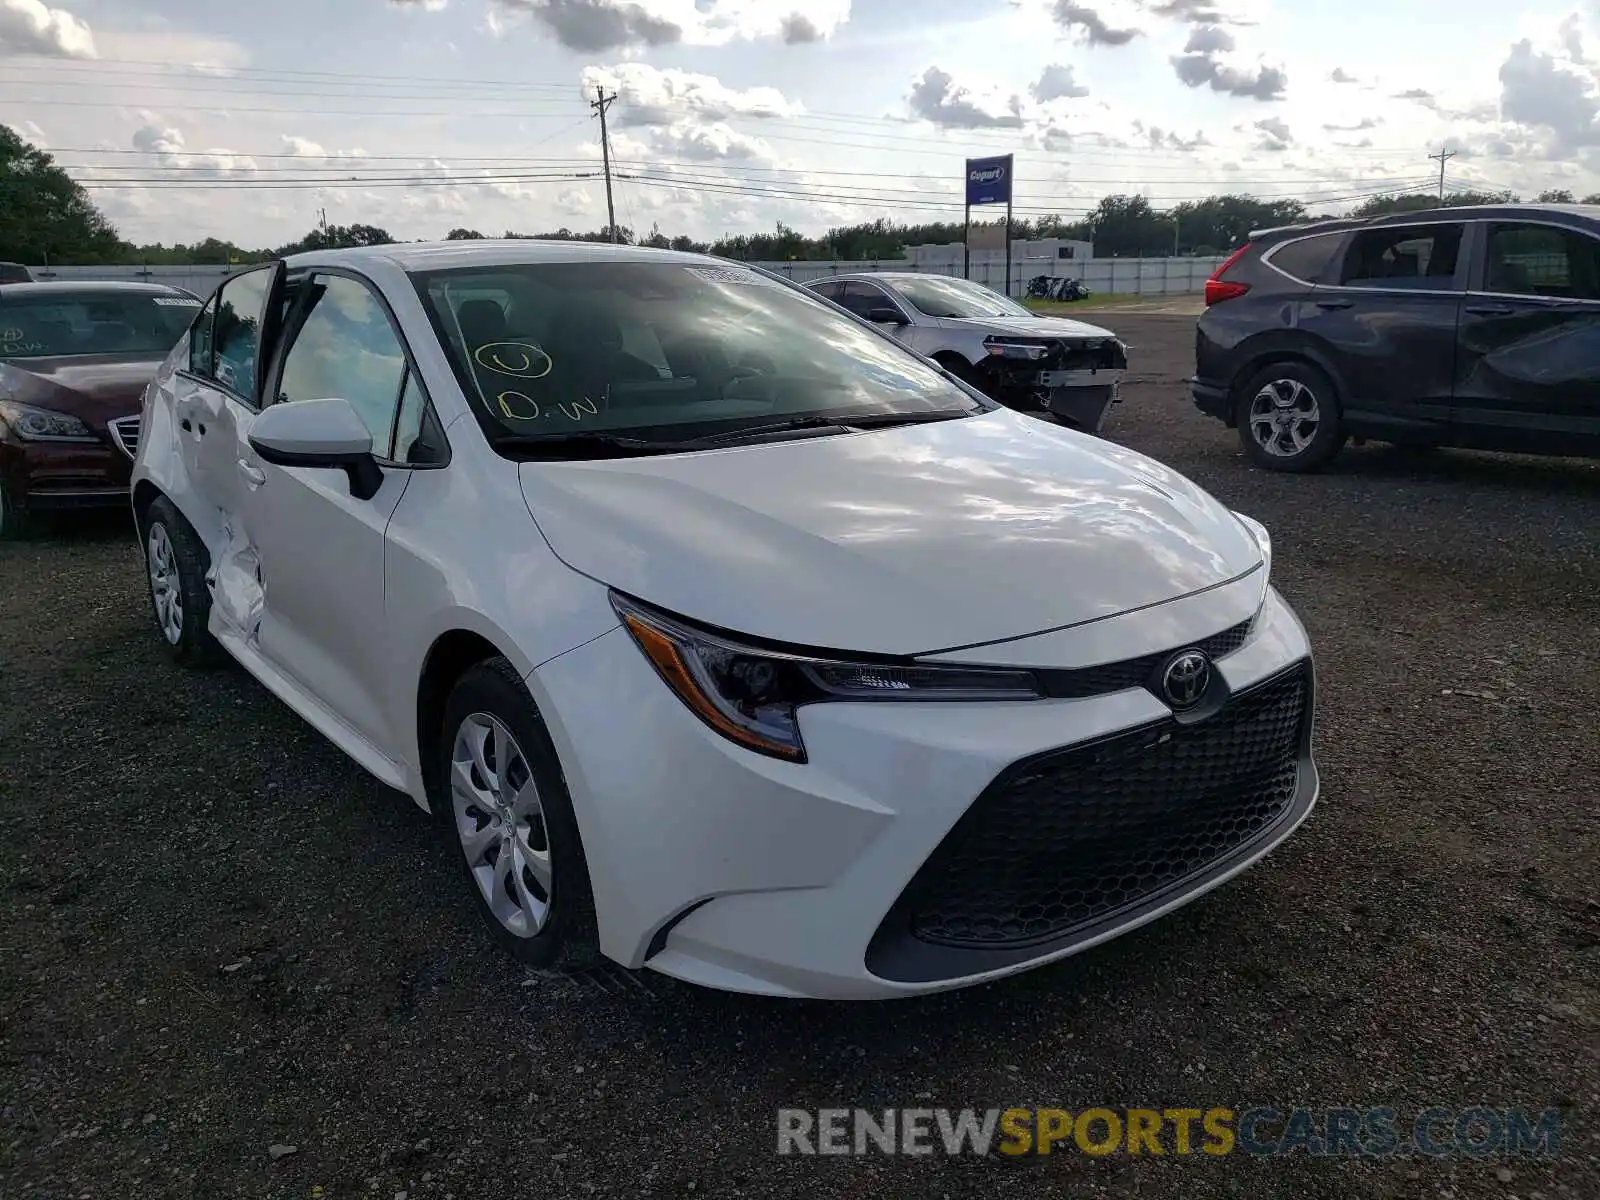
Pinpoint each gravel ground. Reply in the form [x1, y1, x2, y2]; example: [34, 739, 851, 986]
[2, 315, 1597, 1200]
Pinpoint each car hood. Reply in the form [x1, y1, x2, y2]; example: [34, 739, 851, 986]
[947, 314, 1119, 341]
[0, 353, 164, 428]
[517, 408, 1262, 656]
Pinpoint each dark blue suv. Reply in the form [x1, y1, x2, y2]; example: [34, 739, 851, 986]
[1191, 204, 1600, 471]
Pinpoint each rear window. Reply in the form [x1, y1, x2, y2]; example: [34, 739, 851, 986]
[1340, 224, 1463, 289]
[1265, 233, 1345, 284]
[0, 263, 32, 284]
[0, 292, 201, 358]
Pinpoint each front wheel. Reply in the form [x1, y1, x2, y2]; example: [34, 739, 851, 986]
[437, 658, 600, 968]
[0, 484, 36, 540]
[1236, 361, 1348, 473]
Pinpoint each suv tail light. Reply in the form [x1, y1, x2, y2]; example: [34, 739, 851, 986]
[1204, 244, 1252, 306]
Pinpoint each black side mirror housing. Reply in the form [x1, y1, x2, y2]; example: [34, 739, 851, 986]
[867, 307, 907, 325]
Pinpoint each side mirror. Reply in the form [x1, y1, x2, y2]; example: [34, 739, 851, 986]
[867, 306, 907, 325]
[248, 397, 384, 500]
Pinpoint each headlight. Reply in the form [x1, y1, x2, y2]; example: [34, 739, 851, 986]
[1232, 510, 1272, 579]
[0, 400, 97, 443]
[983, 338, 1049, 361]
[611, 593, 1043, 762]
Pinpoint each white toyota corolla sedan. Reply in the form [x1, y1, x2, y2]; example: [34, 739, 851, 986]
[129, 241, 1318, 1000]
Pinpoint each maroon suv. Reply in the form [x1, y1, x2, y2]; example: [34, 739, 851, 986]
[0, 281, 201, 536]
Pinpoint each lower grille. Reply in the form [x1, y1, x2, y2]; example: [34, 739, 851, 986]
[900, 662, 1308, 950]
[108, 415, 140, 461]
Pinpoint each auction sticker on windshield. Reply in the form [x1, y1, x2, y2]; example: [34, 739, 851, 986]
[685, 266, 784, 288]
[154, 297, 202, 307]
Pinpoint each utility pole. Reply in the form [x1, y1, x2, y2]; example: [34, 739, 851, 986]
[592, 86, 619, 243]
[1427, 147, 1457, 203]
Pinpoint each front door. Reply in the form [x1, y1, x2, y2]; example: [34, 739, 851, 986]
[1302, 221, 1467, 442]
[238, 270, 422, 752]
[1451, 220, 1600, 456]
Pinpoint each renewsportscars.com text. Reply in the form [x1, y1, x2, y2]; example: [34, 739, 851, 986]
[776, 1106, 1564, 1159]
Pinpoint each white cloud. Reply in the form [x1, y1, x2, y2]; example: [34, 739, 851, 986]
[581, 62, 803, 127]
[491, 0, 850, 53]
[1048, 0, 1144, 46]
[1031, 63, 1090, 102]
[1498, 36, 1600, 151]
[0, 0, 96, 58]
[388, 0, 449, 10]
[1170, 43, 1286, 99]
[906, 65, 1024, 129]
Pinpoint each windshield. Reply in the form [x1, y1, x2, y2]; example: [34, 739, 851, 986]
[411, 260, 984, 449]
[887, 276, 1036, 320]
[0, 291, 201, 359]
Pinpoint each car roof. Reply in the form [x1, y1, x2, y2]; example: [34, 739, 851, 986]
[806, 272, 971, 286]
[284, 239, 740, 273]
[0, 280, 194, 297]
[1251, 201, 1600, 242]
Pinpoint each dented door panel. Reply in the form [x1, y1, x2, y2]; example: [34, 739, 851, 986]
[1452, 298, 1600, 454]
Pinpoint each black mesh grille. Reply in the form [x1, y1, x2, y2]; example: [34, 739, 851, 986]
[903, 663, 1308, 949]
[1039, 618, 1254, 700]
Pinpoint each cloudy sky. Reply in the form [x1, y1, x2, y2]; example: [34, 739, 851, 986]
[2, 0, 1599, 247]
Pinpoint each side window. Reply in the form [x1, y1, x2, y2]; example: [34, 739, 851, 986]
[276, 274, 410, 458]
[213, 268, 273, 399]
[188, 293, 217, 374]
[1484, 223, 1600, 300]
[1340, 224, 1463, 290]
[1266, 233, 1346, 285]
[809, 280, 841, 301]
[393, 370, 444, 465]
[838, 281, 891, 317]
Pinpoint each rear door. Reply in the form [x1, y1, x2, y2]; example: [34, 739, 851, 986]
[1303, 221, 1468, 440]
[1452, 219, 1600, 455]
[175, 262, 285, 635]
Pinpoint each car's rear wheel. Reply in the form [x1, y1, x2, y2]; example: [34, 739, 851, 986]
[437, 658, 600, 968]
[142, 495, 223, 666]
[1237, 361, 1348, 472]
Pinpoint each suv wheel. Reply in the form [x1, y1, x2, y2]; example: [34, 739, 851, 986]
[437, 658, 600, 968]
[142, 496, 223, 666]
[1237, 361, 1348, 472]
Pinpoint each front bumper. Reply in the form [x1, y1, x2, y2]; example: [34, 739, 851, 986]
[532, 585, 1317, 999]
[0, 437, 132, 509]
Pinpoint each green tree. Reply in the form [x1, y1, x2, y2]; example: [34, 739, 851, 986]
[1350, 189, 1517, 218]
[0, 125, 125, 264]
[1536, 189, 1574, 203]
[274, 223, 396, 255]
[445, 228, 485, 240]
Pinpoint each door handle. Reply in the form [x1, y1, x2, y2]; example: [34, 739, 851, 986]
[1466, 304, 1515, 315]
[237, 459, 266, 487]
[1314, 299, 1353, 309]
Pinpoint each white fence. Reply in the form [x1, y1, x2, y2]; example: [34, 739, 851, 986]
[22, 254, 1221, 299]
[749, 256, 1224, 297]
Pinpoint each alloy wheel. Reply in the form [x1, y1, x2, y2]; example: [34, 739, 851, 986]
[1248, 378, 1320, 458]
[450, 712, 553, 938]
[146, 522, 184, 645]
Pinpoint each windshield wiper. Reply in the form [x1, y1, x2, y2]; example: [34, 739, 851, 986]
[492, 432, 691, 459]
[685, 409, 973, 449]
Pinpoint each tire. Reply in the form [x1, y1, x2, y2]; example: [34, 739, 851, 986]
[0, 483, 37, 540]
[141, 495, 224, 667]
[436, 657, 601, 969]
[1236, 360, 1348, 473]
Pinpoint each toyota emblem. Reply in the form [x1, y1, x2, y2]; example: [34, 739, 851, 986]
[1161, 650, 1210, 709]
